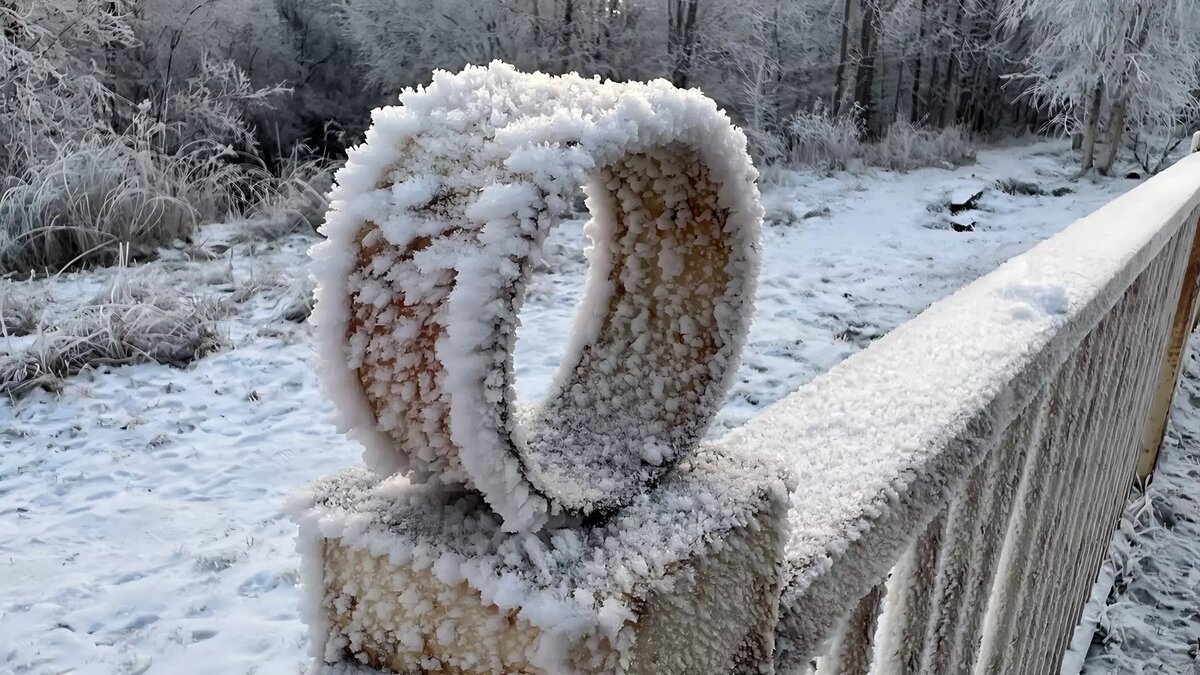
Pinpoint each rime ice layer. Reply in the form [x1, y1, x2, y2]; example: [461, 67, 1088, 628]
[292, 445, 791, 674]
[311, 62, 762, 532]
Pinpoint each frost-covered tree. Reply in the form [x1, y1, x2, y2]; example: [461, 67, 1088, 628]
[12, 0, 1197, 186]
[1006, 0, 1200, 174]
[123, 0, 374, 155]
[0, 0, 136, 176]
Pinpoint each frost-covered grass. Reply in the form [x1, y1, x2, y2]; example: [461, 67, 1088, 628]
[858, 119, 977, 171]
[0, 139, 1175, 674]
[0, 278, 47, 336]
[784, 106, 864, 171]
[0, 4, 334, 277]
[782, 107, 977, 173]
[0, 258, 229, 398]
[0, 130, 336, 276]
[0, 138, 202, 274]
[227, 150, 336, 245]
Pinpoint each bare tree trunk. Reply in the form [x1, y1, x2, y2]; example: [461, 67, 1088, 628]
[909, 0, 928, 122]
[938, 0, 965, 127]
[876, 42, 888, 137]
[1099, 96, 1127, 176]
[560, 0, 575, 72]
[853, 0, 880, 138]
[832, 0, 854, 114]
[1099, 7, 1152, 176]
[668, 0, 701, 88]
[1080, 80, 1105, 171]
[958, 6, 991, 132]
[532, 0, 542, 59]
[922, 0, 950, 126]
[937, 57, 957, 128]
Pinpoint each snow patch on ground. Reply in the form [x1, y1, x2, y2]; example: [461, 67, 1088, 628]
[0, 140, 1159, 673]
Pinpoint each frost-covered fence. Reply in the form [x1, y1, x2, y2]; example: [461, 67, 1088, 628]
[295, 64, 782, 674]
[752, 154, 1200, 672]
[293, 61, 1200, 674]
[1137, 134, 1200, 480]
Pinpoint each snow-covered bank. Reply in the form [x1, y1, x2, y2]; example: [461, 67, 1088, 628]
[0, 140, 1156, 673]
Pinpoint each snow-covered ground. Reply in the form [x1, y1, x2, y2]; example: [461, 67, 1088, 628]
[0, 139, 1168, 673]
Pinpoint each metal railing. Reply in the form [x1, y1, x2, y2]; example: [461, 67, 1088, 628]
[735, 152, 1200, 673]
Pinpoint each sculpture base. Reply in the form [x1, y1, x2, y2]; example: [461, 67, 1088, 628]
[292, 446, 790, 674]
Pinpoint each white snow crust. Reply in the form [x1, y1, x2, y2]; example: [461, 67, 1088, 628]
[311, 62, 762, 533]
[290, 444, 790, 673]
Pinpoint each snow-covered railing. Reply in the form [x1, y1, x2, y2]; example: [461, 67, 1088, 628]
[752, 153, 1200, 672]
[294, 61, 1200, 674]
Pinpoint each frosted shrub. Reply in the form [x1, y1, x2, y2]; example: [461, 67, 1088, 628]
[231, 148, 336, 242]
[0, 73, 323, 273]
[159, 55, 290, 154]
[273, 274, 316, 323]
[0, 279, 46, 337]
[0, 257, 227, 398]
[779, 114, 977, 174]
[860, 120, 977, 172]
[0, 136, 198, 274]
[0, 1, 133, 177]
[0, 102, 263, 275]
[0, 3, 328, 274]
[1130, 125, 1189, 176]
[784, 104, 863, 171]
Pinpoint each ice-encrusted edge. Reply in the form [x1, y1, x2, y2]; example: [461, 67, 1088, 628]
[310, 61, 763, 532]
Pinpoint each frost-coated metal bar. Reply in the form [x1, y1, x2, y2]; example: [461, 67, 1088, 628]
[974, 368, 1075, 675]
[874, 515, 945, 673]
[1021, 243, 1179, 673]
[949, 393, 1048, 673]
[819, 585, 884, 675]
[919, 459, 988, 673]
[1006, 288, 1114, 672]
[1034, 289, 1138, 673]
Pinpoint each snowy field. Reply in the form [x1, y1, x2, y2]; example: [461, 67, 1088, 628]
[0, 139, 1173, 674]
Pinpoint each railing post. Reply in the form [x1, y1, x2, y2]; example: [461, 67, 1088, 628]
[1136, 134, 1200, 479]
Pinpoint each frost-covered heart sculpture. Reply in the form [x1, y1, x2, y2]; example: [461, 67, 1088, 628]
[311, 62, 762, 532]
